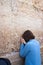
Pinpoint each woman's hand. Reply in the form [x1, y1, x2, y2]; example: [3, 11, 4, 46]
[20, 37, 26, 44]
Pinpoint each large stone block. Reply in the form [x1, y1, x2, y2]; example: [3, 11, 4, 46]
[0, 0, 43, 53]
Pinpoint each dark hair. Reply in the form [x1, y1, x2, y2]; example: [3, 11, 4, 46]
[0, 58, 11, 65]
[22, 30, 35, 42]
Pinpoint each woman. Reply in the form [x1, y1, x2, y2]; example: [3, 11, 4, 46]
[19, 30, 41, 65]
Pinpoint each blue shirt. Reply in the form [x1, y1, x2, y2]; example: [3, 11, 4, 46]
[19, 39, 41, 65]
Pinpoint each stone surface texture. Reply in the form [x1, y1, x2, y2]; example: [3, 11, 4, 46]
[0, 0, 43, 65]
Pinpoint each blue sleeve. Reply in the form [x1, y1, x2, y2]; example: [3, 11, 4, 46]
[19, 43, 30, 57]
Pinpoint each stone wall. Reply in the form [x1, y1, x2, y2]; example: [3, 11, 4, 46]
[0, 0, 43, 65]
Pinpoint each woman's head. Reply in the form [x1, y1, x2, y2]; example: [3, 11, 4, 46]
[22, 30, 35, 42]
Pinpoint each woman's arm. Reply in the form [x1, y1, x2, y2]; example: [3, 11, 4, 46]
[19, 43, 30, 57]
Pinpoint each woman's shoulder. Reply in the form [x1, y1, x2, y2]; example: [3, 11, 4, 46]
[27, 39, 40, 45]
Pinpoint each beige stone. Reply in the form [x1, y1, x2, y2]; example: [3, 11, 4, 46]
[32, 0, 43, 11]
